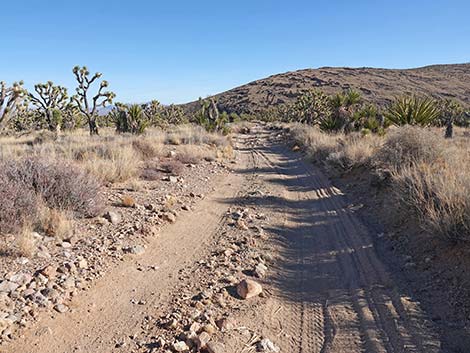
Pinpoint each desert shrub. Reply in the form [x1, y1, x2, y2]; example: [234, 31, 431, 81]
[393, 161, 470, 242]
[2, 157, 103, 217]
[326, 134, 380, 170]
[132, 139, 161, 159]
[160, 160, 185, 175]
[375, 126, 444, 170]
[0, 174, 40, 234]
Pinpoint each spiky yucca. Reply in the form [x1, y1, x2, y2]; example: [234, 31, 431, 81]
[385, 96, 441, 127]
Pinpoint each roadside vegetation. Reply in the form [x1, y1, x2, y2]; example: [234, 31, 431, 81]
[290, 117, 470, 245]
[0, 65, 237, 258]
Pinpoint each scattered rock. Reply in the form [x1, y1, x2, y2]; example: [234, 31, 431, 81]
[254, 263, 268, 278]
[215, 317, 236, 331]
[125, 245, 145, 255]
[104, 211, 122, 225]
[77, 259, 88, 269]
[173, 340, 189, 352]
[236, 279, 263, 299]
[54, 304, 69, 313]
[257, 338, 280, 352]
[163, 212, 176, 223]
[40, 265, 57, 279]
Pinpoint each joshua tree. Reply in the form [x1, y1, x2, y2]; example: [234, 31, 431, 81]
[291, 90, 331, 125]
[71, 66, 115, 135]
[329, 89, 362, 132]
[113, 103, 149, 134]
[195, 97, 226, 132]
[440, 99, 463, 138]
[28, 81, 69, 131]
[0, 81, 25, 129]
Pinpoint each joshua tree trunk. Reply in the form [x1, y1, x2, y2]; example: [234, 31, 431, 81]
[445, 118, 453, 139]
[88, 118, 99, 135]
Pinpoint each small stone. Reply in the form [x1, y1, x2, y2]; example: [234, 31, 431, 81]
[196, 331, 211, 349]
[39, 265, 57, 279]
[104, 211, 122, 225]
[169, 176, 178, 183]
[61, 242, 72, 249]
[173, 340, 189, 352]
[254, 263, 268, 278]
[257, 338, 280, 352]
[54, 304, 69, 313]
[215, 317, 236, 331]
[162, 212, 176, 223]
[125, 245, 145, 255]
[77, 259, 88, 269]
[236, 279, 262, 299]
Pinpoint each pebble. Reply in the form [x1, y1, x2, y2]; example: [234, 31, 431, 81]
[236, 279, 263, 299]
[54, 304, 69, 313]
[104, 211, 122, 225]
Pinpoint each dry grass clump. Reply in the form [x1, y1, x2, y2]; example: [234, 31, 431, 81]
[291, 123, 470, 243]
[131, 139, 163, 160]
[83, 145, 141, 183]
[39, 207, 73, 240]
[374, 126, 444, 170]
[121, 195, 136, 208]
[290, 124, 380, 170]
[16, 225, 36, 258]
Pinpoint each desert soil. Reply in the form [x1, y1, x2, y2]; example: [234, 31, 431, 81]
[2, 126, 448, 353]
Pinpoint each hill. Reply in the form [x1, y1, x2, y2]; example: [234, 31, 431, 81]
[185, 63, 470, 114]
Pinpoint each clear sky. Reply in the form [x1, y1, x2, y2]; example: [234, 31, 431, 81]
[1, 0, 469, 104]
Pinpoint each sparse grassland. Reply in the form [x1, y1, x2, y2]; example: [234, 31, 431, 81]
[0, 125, 232, 252]
[290, 124, 470, 243]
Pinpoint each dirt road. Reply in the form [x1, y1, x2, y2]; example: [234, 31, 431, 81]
[3, 126, 444, 352]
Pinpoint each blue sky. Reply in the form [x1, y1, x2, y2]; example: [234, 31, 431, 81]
[1, 0, 469, 104]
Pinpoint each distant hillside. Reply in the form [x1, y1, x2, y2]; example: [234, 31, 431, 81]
[184, 63, 470, 114]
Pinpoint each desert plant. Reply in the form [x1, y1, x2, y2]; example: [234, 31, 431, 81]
[375, 126, 444, 171]
[72, 66, 116, 135]
[27, 81, 70, 131]
[290, 90, 331, 125]
[438, 99, 464, 138]
[3, 156, 103, 217]
[194, 98, 227, 132]
[0, 81, 25, 129]
[113, 104, 149, 134]
[328, 89, 363, 132]
[385, 95, 441, 127]
[159, 104, 187, 127]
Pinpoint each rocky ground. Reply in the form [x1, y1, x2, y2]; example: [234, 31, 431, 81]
[0, 156, 229, 346]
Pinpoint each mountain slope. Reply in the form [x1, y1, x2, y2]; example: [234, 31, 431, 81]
[188, 63, 470, 114]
